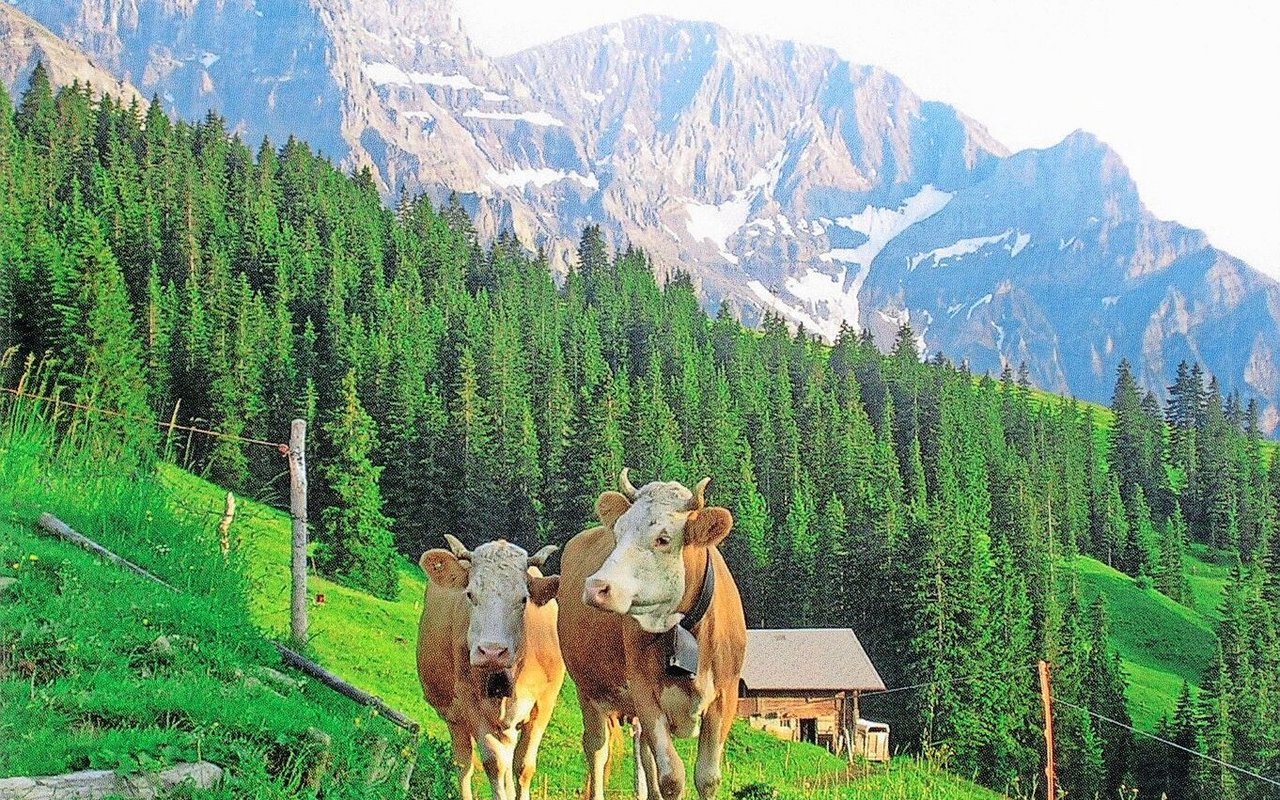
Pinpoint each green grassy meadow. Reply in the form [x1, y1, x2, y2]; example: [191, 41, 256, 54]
[6, 390, 1233, 798]
[1071, 554, 1225, 729]
[1, 396, 1234, 798]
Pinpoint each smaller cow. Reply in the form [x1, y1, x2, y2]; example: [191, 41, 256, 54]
[417, 535, 564, 800]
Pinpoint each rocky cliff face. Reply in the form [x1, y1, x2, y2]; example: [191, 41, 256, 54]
[0, 3, 144, 106]
[9, 0, 1280, 428]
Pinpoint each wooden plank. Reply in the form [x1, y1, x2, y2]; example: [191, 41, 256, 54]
[274, 643, 420, 733]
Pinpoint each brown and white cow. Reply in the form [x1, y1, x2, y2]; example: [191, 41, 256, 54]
[416, 535, 565, 800]
[558, 470, 748, 800]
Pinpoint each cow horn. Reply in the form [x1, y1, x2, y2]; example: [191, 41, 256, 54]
[442, 534, 472, 561]
[619, 467, 639, 501]
[527, 544, 559, 568]
[688, 477, 711, 511]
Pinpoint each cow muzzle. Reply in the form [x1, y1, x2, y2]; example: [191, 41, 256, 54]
[584, 577, 628, 613]
[471, 642, 513, 670]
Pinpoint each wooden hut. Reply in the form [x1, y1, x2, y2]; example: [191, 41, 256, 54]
[737, 628, 887, 760]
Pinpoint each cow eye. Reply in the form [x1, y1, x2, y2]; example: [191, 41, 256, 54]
[465, 591, 475, 604]
[655, 534, 672, 548]
[521, 596, 528, 605]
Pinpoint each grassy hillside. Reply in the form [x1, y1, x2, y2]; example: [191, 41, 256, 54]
[1071, 553, 1226, 729]
[161, 464, 1003, 799]
[0, 419, 454, 798]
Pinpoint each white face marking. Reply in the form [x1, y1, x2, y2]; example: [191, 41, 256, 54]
[462, 541, 531, 668]
[586, 481, 695, 633]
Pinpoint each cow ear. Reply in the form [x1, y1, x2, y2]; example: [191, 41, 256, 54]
[528, 574, 560, 606]
[596, 491, 632, 528]
[420, 549, 469, 589]
[684, 507, 733, 547]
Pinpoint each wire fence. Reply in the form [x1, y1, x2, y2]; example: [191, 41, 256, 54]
[0, 386, 290, 451]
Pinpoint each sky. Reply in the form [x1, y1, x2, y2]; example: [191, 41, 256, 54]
[454, 0, 1280, 280]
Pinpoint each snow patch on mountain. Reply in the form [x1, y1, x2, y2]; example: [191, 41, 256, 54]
[1011, 231, 1031, 257]
[362, 63, 484, 91]
[748, 280, 828, 333]
[831, 185, 954, 269]
[782, 269, 860, 339]
[363, 62, 412, 85]
[488, 168, 599, 190]
[683, 157, 783, 264]
[463, 109, 565, 126]
[793, 185, 955, 335]
[685, 195, 751, 264]
[967, 293, 993, 319]
[911, 230, 1012, 271]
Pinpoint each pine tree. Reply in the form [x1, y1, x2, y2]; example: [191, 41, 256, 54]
[16, 62, 56, 156]
[1192, 647, 1240, 800]
[1165, 681, 1198, 799]
[814, 494, 851, 626]
[1156, 505, 1191, 604]
[1082, 597, 1132, 795]
[315, 370, 399, 600]
[56, 206, 154, 448]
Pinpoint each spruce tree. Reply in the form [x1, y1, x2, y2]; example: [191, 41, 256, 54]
[315, 370, 399, 600]
[1192, 647, 1241, 800]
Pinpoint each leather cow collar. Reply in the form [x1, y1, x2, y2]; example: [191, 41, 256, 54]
[663, 550, 715, 679]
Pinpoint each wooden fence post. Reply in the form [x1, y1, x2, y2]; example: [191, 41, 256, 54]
[1038, 660, 1057, 800]
[289, 419, 308, 649]
[218, 492, 236, 558]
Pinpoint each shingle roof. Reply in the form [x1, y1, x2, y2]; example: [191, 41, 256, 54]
[741, 628, 886, 692]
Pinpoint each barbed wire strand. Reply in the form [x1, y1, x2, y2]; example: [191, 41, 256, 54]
[0, 387, 288, 450]
[860, 662, 1040, 697]
[1052, 696, 1280, 789]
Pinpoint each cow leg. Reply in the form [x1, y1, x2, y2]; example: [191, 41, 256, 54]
[637, 707, 684, 800]
[447, 722, 476, 800]
[478, 733, 516, 800]
[513, 704, 552, 800]
[695, 696, 738, 800]
[693, 712, 725, 800]
[631, 719, 648, 800]
[640, 734, 661, 800]
[578, 688, 611, 800]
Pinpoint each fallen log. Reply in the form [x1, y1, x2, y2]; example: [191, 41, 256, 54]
[33, 512, 420, 734]
[273, 643, 420, 733]
[37, 513, 176, 592]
